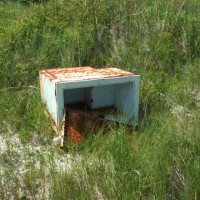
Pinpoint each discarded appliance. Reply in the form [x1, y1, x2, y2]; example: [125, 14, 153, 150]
[39, 66, 140, 145]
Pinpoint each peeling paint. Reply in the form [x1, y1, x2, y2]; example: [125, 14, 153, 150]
[39, 66, 134, 83]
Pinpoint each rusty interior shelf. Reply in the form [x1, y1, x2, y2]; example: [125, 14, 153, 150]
[64, 102, 117, 144]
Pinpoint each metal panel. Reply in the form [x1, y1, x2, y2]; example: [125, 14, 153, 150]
[58, 75, 138, 90]
[39, 73, 58, 125]
[85, 85, 115, 109]
[39, 67, 133, 83]
[115, 82, 135, 124]
[64, 88, 85, 104]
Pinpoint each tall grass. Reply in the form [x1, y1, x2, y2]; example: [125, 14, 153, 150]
[0, 0, 200, 199]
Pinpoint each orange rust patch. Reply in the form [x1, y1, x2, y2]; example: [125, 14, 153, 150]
[65, 107, 106, 144]
[67, 127, 85, 144]
[39, 66, 134, 82]
[44, 110, 58, 134]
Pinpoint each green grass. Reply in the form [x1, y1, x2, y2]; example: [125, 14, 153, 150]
[0, 0, 200, 199]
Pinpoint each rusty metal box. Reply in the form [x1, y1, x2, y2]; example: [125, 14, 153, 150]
[39, 67, 140, 132]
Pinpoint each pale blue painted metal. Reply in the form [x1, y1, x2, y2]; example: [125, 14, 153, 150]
[39, 67, 140, 131]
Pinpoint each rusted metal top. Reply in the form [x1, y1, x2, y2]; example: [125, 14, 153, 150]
[39, 66, 134, 82]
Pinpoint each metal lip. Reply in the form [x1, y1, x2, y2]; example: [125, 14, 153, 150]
[39, 66, 135, 83]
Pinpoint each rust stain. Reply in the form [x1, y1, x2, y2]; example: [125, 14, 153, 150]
[67, 127, 85, 144]
[65, 107, 107, 144]
[60, 107, 66, 147]
[39, 66, 134, 82]
[44, 110, 58, 134]
[66, 108, 86, 144]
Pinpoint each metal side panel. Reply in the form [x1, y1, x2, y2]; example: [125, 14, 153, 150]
[133, 76, 140, 124]
[56, 83, 64, 131]
[87, 85, 115, 109]
[115, 76, 140, 125]
[64, 88, 85, 104]
[40, 74, 58, 126]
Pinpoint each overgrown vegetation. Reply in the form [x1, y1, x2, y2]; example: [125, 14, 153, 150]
[0, 0, 200, 199]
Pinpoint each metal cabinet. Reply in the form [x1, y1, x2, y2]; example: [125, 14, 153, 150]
[39, 67, 140, 132]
